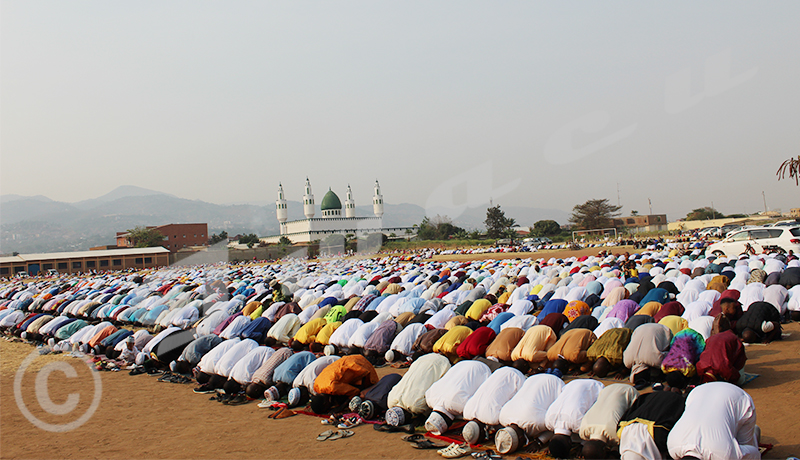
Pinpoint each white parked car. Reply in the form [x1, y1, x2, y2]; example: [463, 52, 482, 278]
[706, 226, 800, 258]
[697, 227, 720, 237]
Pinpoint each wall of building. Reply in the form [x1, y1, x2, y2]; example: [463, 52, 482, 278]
[0, 248, 170, 277]
[612, 214, 668, 228]
[281, 217, 384, 235]
[667, 215, 773, 231]
[116, 223, 208, 253]
[159, 223, 208, 252]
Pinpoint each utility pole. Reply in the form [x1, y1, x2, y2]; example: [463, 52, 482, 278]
[762, 191, 767, 214]
[617, 183, 621, 207]
[648, 198, 652, 216]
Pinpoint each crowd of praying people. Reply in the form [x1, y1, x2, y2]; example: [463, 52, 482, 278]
[2, 247, 799, 459]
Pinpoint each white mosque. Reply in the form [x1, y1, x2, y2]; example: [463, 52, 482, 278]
[261, 179, 415, 244]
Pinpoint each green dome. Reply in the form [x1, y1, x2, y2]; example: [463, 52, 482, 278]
[320, 189, 342, 211]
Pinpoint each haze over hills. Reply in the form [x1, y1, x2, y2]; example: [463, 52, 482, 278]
[0, 185, 570, 254]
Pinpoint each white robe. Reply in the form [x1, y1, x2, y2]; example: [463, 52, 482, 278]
[215, 338, 258, 378]
[425, 308, 456, 329]
[229, 346, 274, 384]
[266, 313, 301, 345]
[462, 367, 526, 425]
[500, 315, 538, 332]
[220, 316, 252, 340]
[498, 373, 564, 437]
[425, 360, 492, 419]
[293, 355, 339, 394]
[545, 379, 605, 436]
[387, 353, 451, 415]
[197, 338, 240, 374]
[389, 323, 427, 356]
[347, 320, 382, 349]
[667, 382, 760, 460]
[620, 423, 662, 460]
[327, 318, 363, 348]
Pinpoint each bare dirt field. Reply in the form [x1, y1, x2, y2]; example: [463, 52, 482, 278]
[2, 321, 798, 459]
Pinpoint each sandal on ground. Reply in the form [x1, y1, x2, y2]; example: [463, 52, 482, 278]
[337, 429, 354, 439]
[273, 408, 296, 419]
[227, 395, 250, 406]
[442, 443, 471, 459]
[337, 416, 363, 429]
[402, 434, 425, 443]
[413, 440, 446, 449]
[317, 430, 336, 441]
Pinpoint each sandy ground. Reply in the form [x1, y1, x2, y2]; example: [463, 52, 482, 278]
[1, 321, 799, 459]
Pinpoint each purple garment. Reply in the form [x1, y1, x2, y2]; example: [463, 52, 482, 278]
[661, 329, 706, 375]
[607, 299, 640, 323]
[212, 312, 242, 336]
[363, 320, 398, 354]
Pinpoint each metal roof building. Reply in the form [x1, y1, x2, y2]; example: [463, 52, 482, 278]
[0, 247, 170, 277]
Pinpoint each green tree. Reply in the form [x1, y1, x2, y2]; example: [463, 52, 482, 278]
[485, 205, 516, 239]
[278, 236, 292, 246]
[126, 226, 165, 248]
[238, 233, 260, 248]
[417, 215, 465, 240]
[777, 155, 799, 185]
[208, 231, 228, 245]
[630, 210, 639, 216]
[569, 199, 622, 230]
[685, 207, 724, 221]
[532, 219, 561, 237]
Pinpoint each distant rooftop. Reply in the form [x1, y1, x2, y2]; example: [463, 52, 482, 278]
[0, 247, 169, 264]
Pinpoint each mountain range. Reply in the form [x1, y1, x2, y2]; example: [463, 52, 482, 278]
[0, 185, 569, 254]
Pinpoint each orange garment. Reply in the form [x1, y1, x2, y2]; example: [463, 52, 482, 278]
[88, 325, 118, 348]
[485, 327, 525, 362]
[546, 328, 596, 364]
[313, 354, 379, 397]
[243, 301, 262, 317]
[635, 301, 662, 317]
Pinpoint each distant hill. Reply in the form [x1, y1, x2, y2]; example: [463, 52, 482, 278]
[0, 194, 54, 204]
[73, 185, 175, 210]
[0, 186, 570, 254]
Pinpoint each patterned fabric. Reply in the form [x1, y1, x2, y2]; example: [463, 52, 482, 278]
[661, 328, 706, 377]
[352, 294, 377, 312]
[563, 300, 591, 322]
[250, 347, 293, 386]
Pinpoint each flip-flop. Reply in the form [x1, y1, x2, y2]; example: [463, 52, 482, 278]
[268, 407, 285, 419]
[327, 431, 344, 441]
[317, 430, 335, 441]
[413, 440, 446, 449]
[402, 434, 425, 443]
[274, 408, 296, 419]
[338, 430, 354, 439]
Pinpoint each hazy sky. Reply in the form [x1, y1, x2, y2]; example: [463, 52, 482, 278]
[2, 1, 799, 222]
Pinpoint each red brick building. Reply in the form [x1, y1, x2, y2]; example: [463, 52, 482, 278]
[116, 223, 208, 253]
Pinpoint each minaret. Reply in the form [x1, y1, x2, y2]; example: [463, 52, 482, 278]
[372, 180, 384, 218]
[276, 183, 288, 224]
[303, 178, 315, 219]
[344, 184, 356, 218]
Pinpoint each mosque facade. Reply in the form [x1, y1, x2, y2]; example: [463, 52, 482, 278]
[261, 179, 414, 244]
